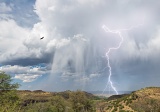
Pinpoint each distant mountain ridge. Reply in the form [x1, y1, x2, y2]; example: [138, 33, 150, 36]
[88, 91, 132, 94]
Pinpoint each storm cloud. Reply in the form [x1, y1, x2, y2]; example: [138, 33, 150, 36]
[0, 0, 160, 91]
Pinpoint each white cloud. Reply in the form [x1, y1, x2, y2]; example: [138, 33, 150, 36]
[112, 27, 160, 63]
[139, 28, 160, 60]
[0, 19, 71, 63]
[0, 65, 47, 82]
[51, 34, 88, 75]
[1, 0, 158, 65]
[46, 38, 70, 52]
[15, 74, 40, 82]
[77, 0, 104, 6]
[0, 19, 30, 62]
[32, 0, 160, 86]
[0, 0, 160, 90]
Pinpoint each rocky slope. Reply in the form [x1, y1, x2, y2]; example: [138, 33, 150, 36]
[96, 87, 160, 112]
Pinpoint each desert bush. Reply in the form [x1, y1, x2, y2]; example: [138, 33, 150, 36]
[130, 98, 160, 112]
[69, 90, 95, 112]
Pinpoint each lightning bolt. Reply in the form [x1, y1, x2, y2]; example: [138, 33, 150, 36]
[102, 24, 142, 95]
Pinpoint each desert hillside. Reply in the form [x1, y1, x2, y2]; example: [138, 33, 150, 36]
[1, 87, 160, 112]
[96, 87, 160, 112]
[0, 90, 99, 112]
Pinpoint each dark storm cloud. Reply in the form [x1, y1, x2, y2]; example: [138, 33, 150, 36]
[1, 52, 53, 66]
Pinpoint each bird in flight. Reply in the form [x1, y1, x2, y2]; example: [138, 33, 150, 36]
[40, 37, 44, 40]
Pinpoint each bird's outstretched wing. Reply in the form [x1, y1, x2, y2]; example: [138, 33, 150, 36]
[40, 37, 44, 40]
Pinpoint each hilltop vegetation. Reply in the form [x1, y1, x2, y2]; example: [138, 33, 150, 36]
[17, 90, 99, 112]
[0, 71, 98, 112]
[97, 87, 160, 112]
[0, 89, 99, 112]
[1, 71, 160, 112]
[1, 89, 98, 112]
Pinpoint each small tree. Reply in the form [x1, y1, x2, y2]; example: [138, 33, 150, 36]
[0, 71, 20, 112]
[0, 71, 19, 90]
[50, 95, 66, 112]
[69, 90, 95, 112]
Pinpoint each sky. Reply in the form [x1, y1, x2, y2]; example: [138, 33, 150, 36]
[0, 0, 160, 93]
